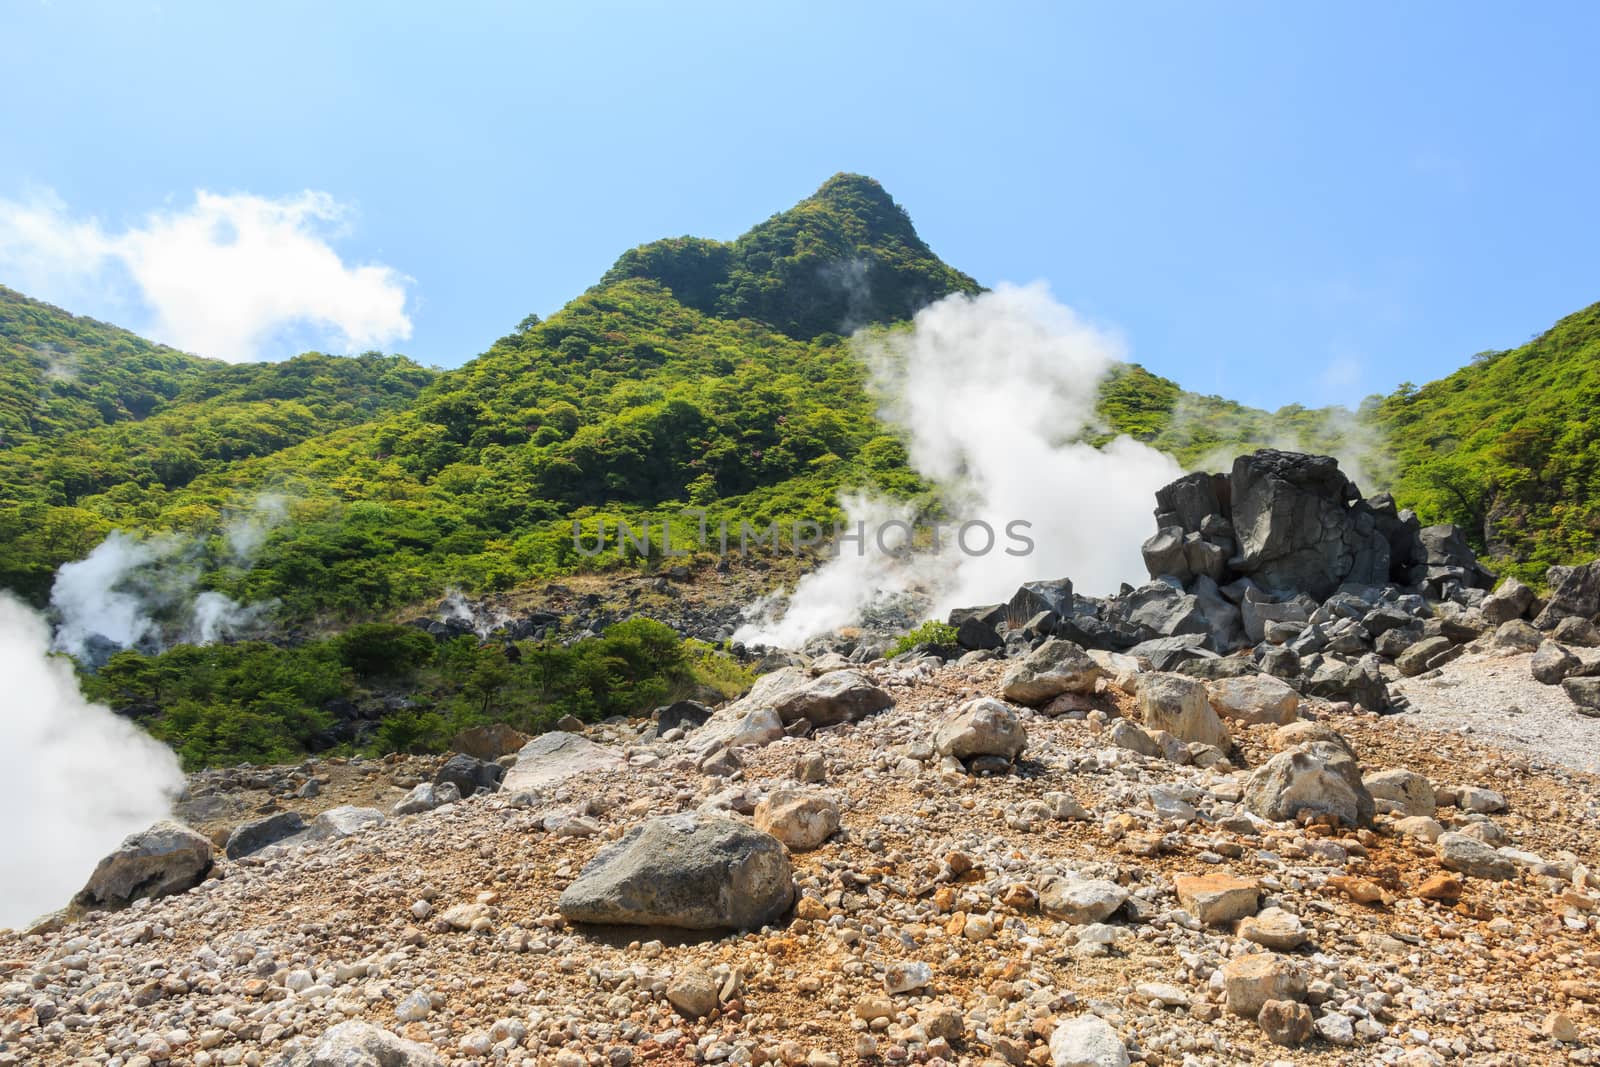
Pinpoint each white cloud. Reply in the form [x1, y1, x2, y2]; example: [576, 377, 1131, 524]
[0, 188, 412, 362]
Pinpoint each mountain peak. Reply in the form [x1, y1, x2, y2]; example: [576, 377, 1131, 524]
[600, 174, 978, 339]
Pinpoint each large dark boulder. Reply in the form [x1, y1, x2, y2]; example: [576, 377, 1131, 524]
[435, 753, 505, 797]
[1006, 579, 1074, 630]
[1154, 471, 1228, 533]
[1105, 580, 1209, 643]
[1536, 560, 1600, 629]
[225, 812, 307, 860]
[1229, 451, 1390, 600]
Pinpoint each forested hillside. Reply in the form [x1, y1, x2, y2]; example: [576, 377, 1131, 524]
[1376, 301, 1600, 581]
[0, 286, 212, 448]
[4, 173, 1599, 768]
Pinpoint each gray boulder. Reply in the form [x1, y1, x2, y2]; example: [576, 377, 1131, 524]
[1125, 633, 1212, 671]
[657, 700, 714, 734]
[1000, 638, 1103, 705]
[435, 752, 504, 797]
[735, 667, 891, 727]
[501, 731, 624, 793]
[1492, 619, 1543, 652]
[1437, 831, 1516, 881]
[224, 812, 307, 860]
[1007, 579, 1074, 630]
[1137, 673, 1230, 749]
[308, 806, 386, 841]
[1241, 590, 1313, 645]
[74, 821, 214, 911]
[1243, 742, 1374, 827]
[1303, 654, 1390, 711]
[1192, 574, 1248, 651]
[1109, 581, 1208, 642]
[1563, 677, 1600, 717]
[1479, 577, 1535, 625]
[934, 698, 1027, 762]
[1553, 615, 1600, 647]
[272, 1020, 442, 1067]
[1532, 641, 1582, 685]
[1141, 526, 1189, 582]
[955, 615, 1004, 651]
[559, 814, 793, 930]
[1536, 560, 1600, 629]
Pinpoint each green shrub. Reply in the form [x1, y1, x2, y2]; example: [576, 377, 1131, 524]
[888, 619, 959, 657]
[334, 622, 438, 679]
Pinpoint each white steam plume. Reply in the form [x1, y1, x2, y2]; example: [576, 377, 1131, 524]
[0, 595, 184, 927]
[1163, 395, 1393, 497]
[738, 283, 1182, 647]
[51, 497, 286, 661]
[223, 493, 289, 563]
[50, 531, 181, 659]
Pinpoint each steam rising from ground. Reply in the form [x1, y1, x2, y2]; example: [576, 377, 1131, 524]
[1162, 394, 1392, 498]
[0, 596, 184, 927]
[51, 499, 286, 662]
[738, 284, 1182, 647]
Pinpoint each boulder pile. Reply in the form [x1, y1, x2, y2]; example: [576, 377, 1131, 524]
[940, 450, 1523, 714]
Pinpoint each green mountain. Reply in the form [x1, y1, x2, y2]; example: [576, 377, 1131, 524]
[601, 173, 981, 339]
[1375, 302, 1600, 582]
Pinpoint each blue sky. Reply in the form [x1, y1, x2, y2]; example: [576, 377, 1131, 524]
[2, 1, 1597, 410]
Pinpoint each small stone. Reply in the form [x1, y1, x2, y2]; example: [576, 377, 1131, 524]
[1456, 786, 1508, 813]
[934, 697, 1027, 762]
[1174, 873, 1259, 926]
[753, 789, 840, 851]
[1416, 872, 1463, 900]
[1315, 1012, 1357, 1046]
[1048, 1014, 1130, 1067]
[1532, 641, 1582, 685]
[395, 990, 433, 1022]
[1040, 878, 1128, 925]
[794, 752, 827, 783]
[1222, 953, 1306, 1017]
[1258, 999, 1314, 1046]
[854, 995, 894, 1022]
[1392, 815, 1444, 842]
[1207, 674, 1299, 725]
[1363, 769, 1436, 817]
[919, 1004, 964, 1041]
[1437, 832, 1515, 881]
[666, 969, 720, 1019]
[1543, 1011, 1579, 1042]
[883, 960, 932, 995]
[1238, 907, 1307, 950]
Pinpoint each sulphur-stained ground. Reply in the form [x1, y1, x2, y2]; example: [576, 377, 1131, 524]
[3, 652, 1600, 1067]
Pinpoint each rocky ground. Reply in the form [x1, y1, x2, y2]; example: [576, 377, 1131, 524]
[1391, 646, 1600, 776]
[5, 639, 1599, 1067]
